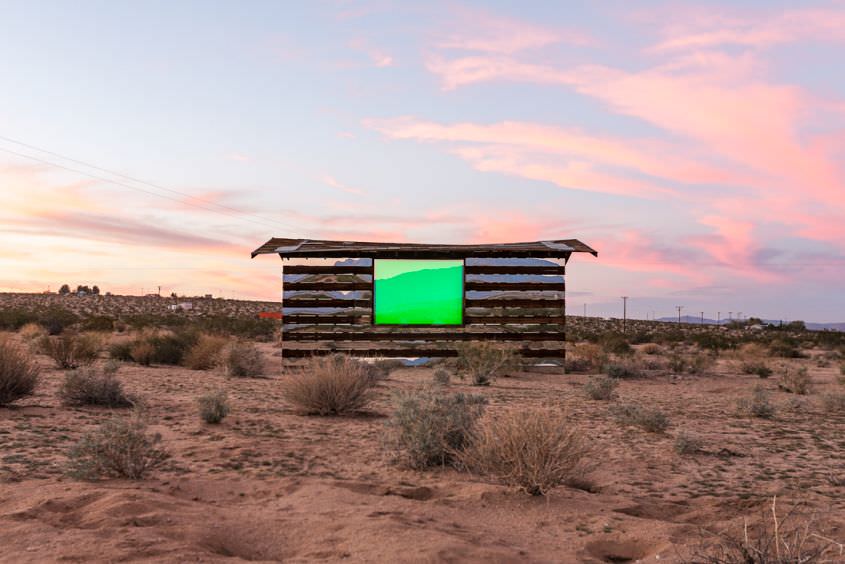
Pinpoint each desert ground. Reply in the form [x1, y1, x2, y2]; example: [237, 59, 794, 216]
[1, 322, 843, 563]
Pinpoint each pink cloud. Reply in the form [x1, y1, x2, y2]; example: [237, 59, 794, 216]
[321, 174, 364, 195]
[348, 37, 395, 67]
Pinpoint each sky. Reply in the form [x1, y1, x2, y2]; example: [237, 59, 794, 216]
[1, 0, 844, 322]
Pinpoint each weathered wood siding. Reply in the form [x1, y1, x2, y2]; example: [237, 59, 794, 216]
[281, 257, 566, 362]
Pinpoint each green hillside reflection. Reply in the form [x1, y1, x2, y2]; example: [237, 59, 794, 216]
[374, 260, 463, 325]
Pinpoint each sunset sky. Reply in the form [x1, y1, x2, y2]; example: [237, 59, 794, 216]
[2, 1, 844, 322]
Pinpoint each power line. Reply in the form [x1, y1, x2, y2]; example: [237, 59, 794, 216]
[0, 136, 303, 234]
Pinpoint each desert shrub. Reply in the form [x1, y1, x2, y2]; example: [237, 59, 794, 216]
[108, 341, 134, 361]
[183, 334, 229, 370]
[198, 389, 229, 423]
[691, 332, 733, 353]
[674, 430, 705, 455]
[385, 388, 487, 469]
[0, 338, 40, 406]
[433, 368, 451, 386]
[129, 340, 155, 366]
[564, 356, 592, 373]
[145, 331, 198, 365]
[220, 341, 265, 377]
[282, 354, 375, 415]
[769, 338, 804, 358]
[821, 392, 845, 413]
[737, 385, 775, 419]
[0, 308, 39, 331]
[779, 366, 812, 395]
[18, 322, 47, 343]
[611, 402, 670, 432]
[458, 406, 594, 496]
[38, 307, 79, 335]
[641, 343, 662, 355]
[736, 342, 768, 360]
[601, 333, 632, 355]
[81, 315, 115, 332]
[639, 356, 666, 371]
[603, 360, 642, 379]
[741, 361, 772, 378]
[583, 375, 618, 400]
[568, 343, 608, 373]
[67, 414, 167, 480]
[455, 342, 518, 386]
[39, 332, 100, 369]
[368, 358, 405, 380]
[58, 367, 132, 407]
[683, 497, 843, 563]
[195, 315, 277, 340]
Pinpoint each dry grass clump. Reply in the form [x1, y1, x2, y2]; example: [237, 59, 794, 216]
[641, 343, 662, 355]
[433, 368, 451, 386]
[740, 360, 773, 378]
[0, 338, 39, 406]
[18, 322, 47, 343]
[737, 385, 776, 419]
[220, 341, 265, 377]
[778, 366, 812, 395]
[282, 354, 376, 415]
[820, 392, 845, 413]
[583, 375, 618, 400]
[129, 340, 156, 366]
[611, 402, 670, 432]
[385, 388, 487, 469]
[603, 359, 643, 379]
[668, 351, 712, 375]
[58, 367, 133, 407]
[458, 406, 594, 496]
[566, 343, 608, 373]
[683, 496, 844, 563]
[67, 413, 167, 480]
[455, 342, 518, 385]
[674, 430, 705, 455]
[39, 332, 100, 369]
[183, 334, 229, 370]
[198, 389, 229, 423]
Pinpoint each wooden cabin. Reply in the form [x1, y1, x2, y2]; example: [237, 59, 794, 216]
[252, 238, 597, 363]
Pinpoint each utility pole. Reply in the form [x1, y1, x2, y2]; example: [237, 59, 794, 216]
[583, 303, 586, 318]
[728, 311, 733, 321]
[700, 311, 704, 325]
[621, 296, 629, 332]
[676, 305, 683, 324]
[717, 311, 721, 325]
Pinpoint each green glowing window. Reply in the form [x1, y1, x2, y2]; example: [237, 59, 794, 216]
[373, 259, 464, 325]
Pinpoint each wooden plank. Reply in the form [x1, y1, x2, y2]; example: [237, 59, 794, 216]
[464, 298, 565, 308]
[282, 332, 565, 342]
[283, 274, 372, 284]
[465, 315, 566, 324]
[464, 265, 564, 275]
[284, 265, 373, 274]
[465, 282, 566, 291]
[284, 282, 372, 291]
[282, 314, 369, 324]
[281, 348, 564, 358]
[282, 298, 372, 308]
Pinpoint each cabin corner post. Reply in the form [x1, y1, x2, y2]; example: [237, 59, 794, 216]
[562, 261, 567, 366]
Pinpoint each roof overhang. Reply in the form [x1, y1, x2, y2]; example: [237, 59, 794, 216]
[251, 238, 597, 260]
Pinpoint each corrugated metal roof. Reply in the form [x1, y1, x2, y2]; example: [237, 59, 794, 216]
[251, 238, 598, 259]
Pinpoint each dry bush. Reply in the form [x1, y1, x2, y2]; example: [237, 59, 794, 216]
[368, 358, 405, 379]
[611, 402, 670, 432]
[58, 368, 133, 407]
[385, 388, 487, 469]
[184, 334, 229, 370]
[221, 341, 265, 378]
[39, 332, 100, 369]
[674, 430, 705, 455]
[603, 358, 643, 379]
[821, 392, 845, 413]
[282, 354, 376, 415]
[198, 389, 229, 423]
[682, 497, 844, 563]
[108, 341, 134, 361]
[737, 342, 768, 359]
[668, 351, 713, 375]
[0, 338, 39, 406]
[455, 342, 519, 386]
[18, 322, 46, 343]
[458, 406, 594, 496]
[737, 385, 775, 419]
[583, 375, 618, 400]
[433, 368, 451, 386]
[641, 343, 662, 355]
[741, 361, 773, 378]
[129, 340, 155, 366]
[779, 366, 812, 395]
[567, 343, 608, 373]
[67, 413, 167, 480]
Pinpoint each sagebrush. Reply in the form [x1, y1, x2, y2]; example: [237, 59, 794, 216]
[59, 367, 133, 407]
[221, 341, 265, 377]
[0, 338, 39, 406]
[282, 354, 376, 415]
[39, 333, 100, 369]
[455, 342, 518, 386]
[198, 389, 230, 423]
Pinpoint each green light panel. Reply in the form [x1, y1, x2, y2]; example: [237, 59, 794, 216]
[374, 259, 463, 325]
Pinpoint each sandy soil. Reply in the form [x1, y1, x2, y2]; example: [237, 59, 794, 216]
[1, 340, 843, 563]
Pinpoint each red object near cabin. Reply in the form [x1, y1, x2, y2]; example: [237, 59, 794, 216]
[258, 311, 283, 320]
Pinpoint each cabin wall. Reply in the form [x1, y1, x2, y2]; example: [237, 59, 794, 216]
[280, 257, 566, 362]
